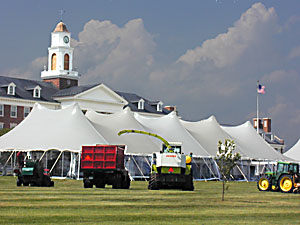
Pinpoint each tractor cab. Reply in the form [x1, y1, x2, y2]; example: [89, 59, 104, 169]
[276, 162, 299, 174]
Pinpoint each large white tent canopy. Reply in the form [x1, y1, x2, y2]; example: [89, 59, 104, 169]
[221, 121, 289, 161]
[284, 139, 300, 161]
[85, 107, 160, 154]
[134, 112, 211, 157]
[0, 103, 108, 152]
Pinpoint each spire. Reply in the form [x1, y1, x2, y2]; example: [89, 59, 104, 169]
[53, 21, 69, 33]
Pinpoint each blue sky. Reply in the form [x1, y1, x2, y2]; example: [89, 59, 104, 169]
[1, 0, 300, 149]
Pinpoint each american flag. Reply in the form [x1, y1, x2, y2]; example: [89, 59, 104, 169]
[257, 84, 265, 94]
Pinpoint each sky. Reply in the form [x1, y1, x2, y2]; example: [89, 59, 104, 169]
[0, 0, 300, 149]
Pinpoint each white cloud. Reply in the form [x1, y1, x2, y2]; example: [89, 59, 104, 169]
[71, 19, 155, 90]
[177, 3, 278, 68]
[288, 46, 300, 59]
[261, 70, 298, 83]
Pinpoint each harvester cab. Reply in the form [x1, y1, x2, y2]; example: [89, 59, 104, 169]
[118, 130, 194, 191]
[257, 161, 300, 193]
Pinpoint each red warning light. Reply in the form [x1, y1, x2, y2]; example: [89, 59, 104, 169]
[85, 155, 91, 160]
[168, 167, 174, 173]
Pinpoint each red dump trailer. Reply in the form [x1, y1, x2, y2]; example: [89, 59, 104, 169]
[81, 145, 130, 189]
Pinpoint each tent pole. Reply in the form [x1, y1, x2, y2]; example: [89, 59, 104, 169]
[39, 151, 48, 162]
[77, 152, 81, 180]
[49, 151, 63, 174]
[3, 151, 14, 168]
[237, 165, 248, 182]
[131, 155, 147, 181]
[61, 151, 64, 177]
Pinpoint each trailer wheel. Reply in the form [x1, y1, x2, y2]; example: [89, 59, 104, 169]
[112, 173, 123, 189]
[148, 174, 159, 190]
[83, 180, 93, 188]
[121, 175, 130, 189]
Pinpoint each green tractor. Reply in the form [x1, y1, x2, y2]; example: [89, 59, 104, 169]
[118, 129, 194, 191]
[14, 159, 54, 187]
[257, 161, 300, 193]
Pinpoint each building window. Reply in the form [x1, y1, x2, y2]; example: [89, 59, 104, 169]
[138, 99, 144, 110]
[64, 54, 69, 70]
[157, 102, 163, 112]
[0, 104, 3, 117]
[0, 123, 3, 129]
[24, 107, 30, 118]
[10, 123, 17, 129]
[7, 83, 16, 95]
[10, 105, 17, 118]
[51, 53, 57, 70]
[33, 86, 41, 98]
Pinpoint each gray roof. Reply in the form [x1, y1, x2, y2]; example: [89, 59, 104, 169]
[53, 84, 100, 98]
[0, 76, 169, 115]
[116, 91, 169, 115]
[0, 76, 58, 103]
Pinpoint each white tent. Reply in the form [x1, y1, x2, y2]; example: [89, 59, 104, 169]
[284, 139, 300, 161]
[0, 103, 107, 152]
[134, 112, 211, 157]
[85, 107, 160, 154]
[181, 116, 248, 157]
[221, 121, 288, 161]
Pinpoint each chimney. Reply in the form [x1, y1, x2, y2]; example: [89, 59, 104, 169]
[263, 118, 271, 133]
[164, 105, 178, 115]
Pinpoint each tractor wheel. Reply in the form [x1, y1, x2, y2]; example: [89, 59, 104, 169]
[279, 175, 294, 193]
[17, 179, 22, 187]
[257, 175, 271, 191]
[148, 174, 159, 190]
[50, 181, 54, 187]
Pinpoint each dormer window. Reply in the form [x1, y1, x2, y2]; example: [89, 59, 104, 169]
[138, 99, 145, 110]
[157, 101, 163, 112]
[7, 83, 16, 95]
[33, 86, 42, 98]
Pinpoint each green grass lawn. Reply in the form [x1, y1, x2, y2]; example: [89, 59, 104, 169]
[0, 177, 299, 224]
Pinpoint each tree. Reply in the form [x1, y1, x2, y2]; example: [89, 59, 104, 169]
[215, 139, 241, 201]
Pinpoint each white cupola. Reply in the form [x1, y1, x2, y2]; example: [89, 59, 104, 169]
[41, 21, 79, 89]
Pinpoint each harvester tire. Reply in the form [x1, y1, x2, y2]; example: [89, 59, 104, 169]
[257, 175, 271, 191]
[182, 175, 194, 191]
[148, 174, 159, 190]
[279, 175, 294, 193]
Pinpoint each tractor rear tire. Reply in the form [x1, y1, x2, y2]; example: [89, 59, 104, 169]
[257, 175, 271, 191]
[279, 175, 294, 193]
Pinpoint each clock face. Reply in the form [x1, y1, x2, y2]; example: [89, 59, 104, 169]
[63, 36, 69, 44]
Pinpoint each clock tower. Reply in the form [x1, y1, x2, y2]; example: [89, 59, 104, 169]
[41, 21, 79, 89]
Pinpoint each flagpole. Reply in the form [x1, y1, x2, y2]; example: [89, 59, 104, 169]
[256, 80, 259, 134]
